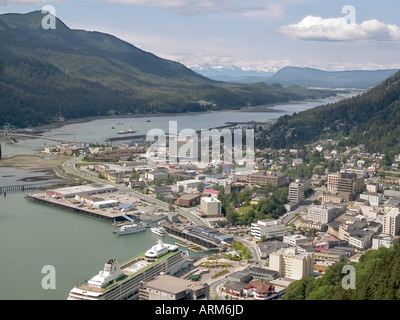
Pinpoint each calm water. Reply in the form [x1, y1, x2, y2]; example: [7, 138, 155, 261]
[41, 94, 353, 145]
[0, 94, 355, 300]
[0, 191, 191, 300]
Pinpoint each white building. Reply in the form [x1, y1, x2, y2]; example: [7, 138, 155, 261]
[177, 179, 202, 190]
[307, 203, 345, 224]
[383, 208, 400, 236]
[282, 235, 309, 246]
[288, 179, 311, 204]
[359, 192, 383, 207]
[250, 219, 286, 241]
[200, 197, 221, 216]
[268, 247, 314, 280]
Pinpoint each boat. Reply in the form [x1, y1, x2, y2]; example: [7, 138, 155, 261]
[146, 120, 151, 122]
[67, 239, 186, 300]
[114, 223, 146, 235]
[144, 239, 179, 258]
[117, 129, 134, 134]
[150, 226, 167, 237]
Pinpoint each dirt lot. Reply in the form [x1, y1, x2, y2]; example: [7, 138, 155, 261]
[0, 153, 70, 170]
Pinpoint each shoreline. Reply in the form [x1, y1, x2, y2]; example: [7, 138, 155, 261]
[33, 93, 345, 132]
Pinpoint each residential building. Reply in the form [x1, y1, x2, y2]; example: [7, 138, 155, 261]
[383, 208, 400, 236]
[250, 219, 286, 241]
[268, 247, 314, 280]
[200, 197, 222, 216]
[139, 274, 209, 300]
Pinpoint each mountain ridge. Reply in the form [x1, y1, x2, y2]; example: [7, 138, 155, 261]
[0, 11, 337, 128]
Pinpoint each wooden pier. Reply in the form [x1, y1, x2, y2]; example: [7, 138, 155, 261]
[0, 181, 68, 194]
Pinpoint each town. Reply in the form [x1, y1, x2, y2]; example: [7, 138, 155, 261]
[16, 126, 400, 301]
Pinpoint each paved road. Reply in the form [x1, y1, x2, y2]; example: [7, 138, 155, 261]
[61, 156, 208, 227]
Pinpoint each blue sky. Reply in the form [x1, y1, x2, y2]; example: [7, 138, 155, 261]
[1, 0, 400, 71]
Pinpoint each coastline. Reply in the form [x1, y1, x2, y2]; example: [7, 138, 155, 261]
[33, 93, 343, 132]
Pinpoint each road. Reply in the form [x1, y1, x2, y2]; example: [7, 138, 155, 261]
[280, 187, 325, 225]
[61, 156, 208, 227]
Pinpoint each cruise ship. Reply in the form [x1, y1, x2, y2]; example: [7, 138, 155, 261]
[67, 240, 187, 300]
[114, 223, 146, 235]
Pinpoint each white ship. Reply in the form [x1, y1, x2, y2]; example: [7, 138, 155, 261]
[150, 226, 167, 237]
[114, 223, 146, 235]
[67, 239, 187, 300]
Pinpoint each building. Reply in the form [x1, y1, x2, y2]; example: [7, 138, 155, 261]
[307, 203, 346, 224]
[288, 179, 311, 204]
[321, 194, 343, 204]
[247, 171, 286, 187]
[177, 179, 203, 190]
[46, 183, 117, 199]
[256, 240, 288, 259]
[242, 280, 275, 300]
[372, 234, 396, 249]
[359, 192, 383, 207]
[268, 247, 314, 280]
[383, 208, 400, 236]
[175, 194, 201, 207]
[283, 234, 309, 246]
[250, 219, 286, 241]
[139, 274, 209, 300]
[200, 197, 222, 216]
[383, 198, 400, 214]
[327, 172, 364, 202]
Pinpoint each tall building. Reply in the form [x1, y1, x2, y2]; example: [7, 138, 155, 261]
[247, 171, 287, 187]
[200, 197, 221, 216]
[327, 172, 364, 202]
[268, 247, 314, 280]
[288, 179, 311, 204]
[250, 219, 286, 240]
[383, 208, 400, 236]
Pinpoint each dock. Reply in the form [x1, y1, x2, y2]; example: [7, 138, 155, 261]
[26, 193, 128, 222]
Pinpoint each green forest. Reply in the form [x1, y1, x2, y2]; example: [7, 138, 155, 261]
[256, 69, 400, 156]
[283, 238, 400, 300]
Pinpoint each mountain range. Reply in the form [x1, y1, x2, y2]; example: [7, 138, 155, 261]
[192, 65, 398, 89]
[0, 11, 336, 128]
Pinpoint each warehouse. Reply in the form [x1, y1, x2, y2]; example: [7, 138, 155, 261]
[45, 183, 117, 199]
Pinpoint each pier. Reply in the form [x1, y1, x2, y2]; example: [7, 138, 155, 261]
[0, 181, 68, 194]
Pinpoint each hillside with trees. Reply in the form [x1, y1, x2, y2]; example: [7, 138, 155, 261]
[0, 11, 336, 128]
[256, 70, 400, 156]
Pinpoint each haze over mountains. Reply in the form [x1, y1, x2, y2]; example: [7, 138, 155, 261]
[0, 11, 337, 128]
[192, 65, 398, 89]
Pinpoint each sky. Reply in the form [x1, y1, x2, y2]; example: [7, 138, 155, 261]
[1, 0, 400, 72]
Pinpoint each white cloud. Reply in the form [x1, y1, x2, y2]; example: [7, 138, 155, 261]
[280, 15, 400, 41]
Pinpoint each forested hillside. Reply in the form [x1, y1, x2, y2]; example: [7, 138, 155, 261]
[0, 11, 335, 128]
[256, 70, 400, 156]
